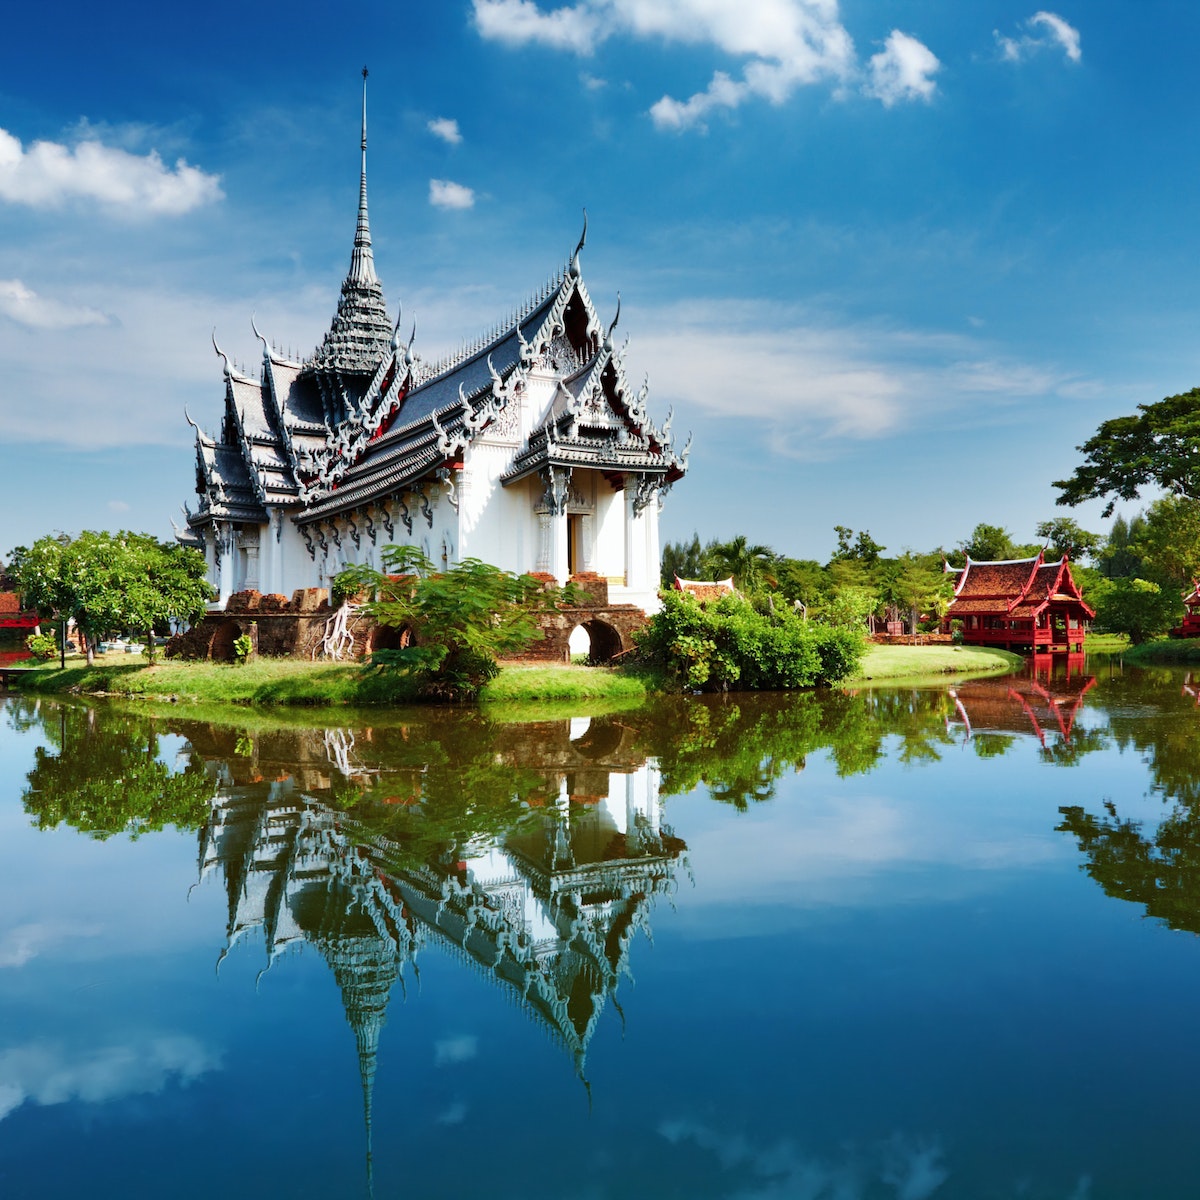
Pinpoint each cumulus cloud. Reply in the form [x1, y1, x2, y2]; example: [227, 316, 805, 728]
[996, 11, 1082, 64]
[0, 126, 222, 216]
[0, 1036, 219, 1122]
[473, 0, 938, 130]
[473, 0, 600, 53]
[427, 117, 463, 145]
[429, 179, 476, 210]
[865, 31, 941, 107]
[0, 279, 109, 330]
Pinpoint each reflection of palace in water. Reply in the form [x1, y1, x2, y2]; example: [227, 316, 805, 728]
[191, 715, 685, 1165]
[946, 662, 1098, 748]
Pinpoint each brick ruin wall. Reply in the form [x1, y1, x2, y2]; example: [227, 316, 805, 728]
[166, 574, 647, 665]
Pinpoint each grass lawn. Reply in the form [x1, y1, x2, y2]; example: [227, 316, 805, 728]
[1122, 638, 1200, 665]
[11, 653, 652, 708]
[846, 643, 1024, 686]
[1085, 632, 1131, 654]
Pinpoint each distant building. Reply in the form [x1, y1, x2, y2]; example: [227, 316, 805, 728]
[943, 552, 1093, 652]
[1170, 580, 1200, 638]
[180, 76, 688, 615]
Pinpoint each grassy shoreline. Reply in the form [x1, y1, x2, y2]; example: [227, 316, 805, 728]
[8, 654, 652, 707]
[5, 642, 1038, 709]
[844, 644, 1025, 687]
[1122, 638, 1200, 665]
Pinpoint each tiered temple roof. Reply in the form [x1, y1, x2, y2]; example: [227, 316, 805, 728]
[945, 551, 1095, 623]
[184, 82, 688, 545]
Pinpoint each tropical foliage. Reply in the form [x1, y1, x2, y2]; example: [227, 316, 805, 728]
[635, 588, 864, 692]
[338, 546, 568, 701]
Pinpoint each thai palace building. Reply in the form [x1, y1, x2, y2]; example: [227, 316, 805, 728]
[179, 74, 688, 617]
[943, 551, 1094, 653]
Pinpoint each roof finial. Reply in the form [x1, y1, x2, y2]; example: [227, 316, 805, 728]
[570, 208, 587, 277]
[349, 67, 379, 288]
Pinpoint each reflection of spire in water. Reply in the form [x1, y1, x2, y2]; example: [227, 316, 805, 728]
[192, 721, 687, 1187]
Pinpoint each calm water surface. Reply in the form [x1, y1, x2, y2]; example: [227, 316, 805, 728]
[2, 662, 1200, 1198]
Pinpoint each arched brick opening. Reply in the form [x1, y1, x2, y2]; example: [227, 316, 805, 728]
[367, 624, 412, 654]
[209, 621, 239, 662]
[578, 619, 624, 665]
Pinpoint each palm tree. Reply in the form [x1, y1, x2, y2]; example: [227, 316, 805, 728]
[708, 536, 778, 595]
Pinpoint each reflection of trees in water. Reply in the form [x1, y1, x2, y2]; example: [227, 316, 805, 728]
[15, 699, 213, 839]
[1057, 668, 1200, 935]
[1058, 799, 1200, 935]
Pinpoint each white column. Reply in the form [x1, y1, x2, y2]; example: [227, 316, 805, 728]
[581, 514, 595, 572]
[624, 488, 636, 587]
[536, 511, 553, 573]
[550, 510, 569, 585]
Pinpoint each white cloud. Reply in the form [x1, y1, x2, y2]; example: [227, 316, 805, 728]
[657, 1121, 950, 1200]
[0, 1036, 219, 1122]
[865, 30, 941, 107]
[434, 1035, 478, 1065]
[107, 499, 131, 513]
[0, 126, 223, 216]
[429, 179, 476, 210]
[474, 0, 939, 130]
[0, 279, 109, 330]
[630, 300, 1083, 454]
[427, 117, 463, 146]
[0, 922, 101, 968]
[996, 11, 1082, 64]
[473, 0, 600, 53]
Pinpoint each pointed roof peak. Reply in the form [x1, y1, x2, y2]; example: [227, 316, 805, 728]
[306, 69, 392, 378]
[349, 65, 378, 289]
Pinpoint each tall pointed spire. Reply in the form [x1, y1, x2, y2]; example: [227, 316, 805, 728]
[349, 66, 378, 288]
[306, 67, 393, 381]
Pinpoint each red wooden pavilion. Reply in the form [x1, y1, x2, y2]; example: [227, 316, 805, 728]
[943, 552, 1093, 652]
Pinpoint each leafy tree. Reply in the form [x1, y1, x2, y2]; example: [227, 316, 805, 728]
[959, 522, 1020, 562]
[1096, 512, 1146, 579]
[830, 525, 885, 565]
[120, 535, 213, 663]
[339, 546, 565, 701]
[1054, 386, 1200, 516]
[1035, 517, 1100, 563]
[773, 558, 832, 609]
[1130, 496, 1200, 591]
[1090, 577, 1180, 644]
[889, 553, 955, 634]
[11, 531, 211, 665]
[661, 533, 717, 587]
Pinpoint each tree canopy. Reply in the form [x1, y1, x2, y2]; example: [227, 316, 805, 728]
[9, 531, 211, 664]
[1054, 387, 1200, 516]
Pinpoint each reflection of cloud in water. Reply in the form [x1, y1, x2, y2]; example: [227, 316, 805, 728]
[436, 1102, 468, 1125]
[0, 1036, 219, 1121]
[434, 1035, 477, 1066]
[659, 1120, 948, 1199]
[682, 790, 1067, 914]
[0, 920, 102, 967]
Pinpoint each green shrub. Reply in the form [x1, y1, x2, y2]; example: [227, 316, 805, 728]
[636, 590, 864, 691]
[25, 632, 57, 661]
[232, 634, 254, 664]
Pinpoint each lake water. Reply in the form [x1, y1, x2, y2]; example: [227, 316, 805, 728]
[2, 660, 1200, 1199]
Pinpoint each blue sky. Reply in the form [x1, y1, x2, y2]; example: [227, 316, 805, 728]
[1, 0, 1197, 562]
